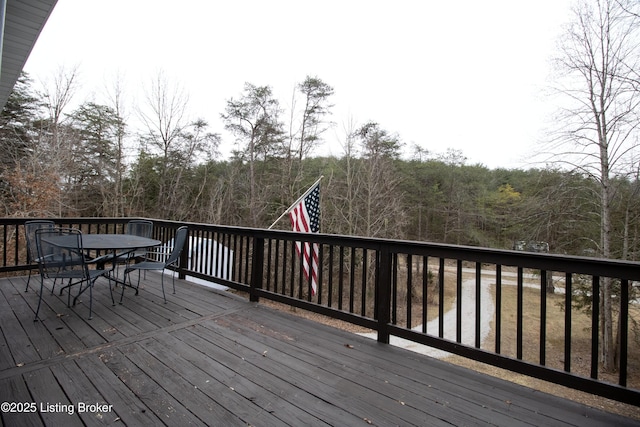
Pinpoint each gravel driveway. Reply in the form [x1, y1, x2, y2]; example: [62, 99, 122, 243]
[359, 277, 495, 359]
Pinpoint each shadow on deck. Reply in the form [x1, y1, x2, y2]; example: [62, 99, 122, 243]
[0, 272, 637, 426]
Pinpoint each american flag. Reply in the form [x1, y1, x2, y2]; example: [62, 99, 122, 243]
[289, 182, 320, 295]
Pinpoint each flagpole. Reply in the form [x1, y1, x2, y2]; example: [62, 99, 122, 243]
[268, 176, 323, 229]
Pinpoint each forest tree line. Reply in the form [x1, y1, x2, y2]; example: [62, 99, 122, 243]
[0, 71, 639, 261]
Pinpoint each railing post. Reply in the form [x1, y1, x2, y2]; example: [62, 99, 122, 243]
[250, 237, 265, 302]
[178, 228, 189, 280]
[376, 247, 392, 344]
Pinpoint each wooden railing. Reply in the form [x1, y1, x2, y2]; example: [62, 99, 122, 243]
[1, 217, 639, 406]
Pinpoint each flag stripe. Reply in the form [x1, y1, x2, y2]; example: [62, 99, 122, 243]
[289, 182, 320, 295]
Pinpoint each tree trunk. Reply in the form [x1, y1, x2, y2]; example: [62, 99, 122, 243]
[599, 147, 615, 371]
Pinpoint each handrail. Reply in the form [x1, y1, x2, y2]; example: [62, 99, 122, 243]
[1, 217, 639, 406]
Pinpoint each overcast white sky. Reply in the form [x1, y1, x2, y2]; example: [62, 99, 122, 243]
[23, 0, 574, 169]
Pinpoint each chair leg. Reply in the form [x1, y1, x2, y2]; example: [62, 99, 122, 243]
[33, 276, 45, 321]
[73, 279, 94, 320]
[59, 277, 69, 296]
[66, 279, 73, 307]
[72, 279, 86, 307]
[88, 279, 93, 320]
[120, 272, 128, 304]
[135, 270, 141, 295]
[85, 279, 94, 320]
[161, 273, 167, 303]
[107, 276, 115, 306]
[25, 269, 32, 292]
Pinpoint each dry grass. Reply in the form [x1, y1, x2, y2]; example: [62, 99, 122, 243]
[448, 284, 640, 420]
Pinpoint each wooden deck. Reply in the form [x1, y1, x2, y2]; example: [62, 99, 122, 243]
[0, 272, 637, 427]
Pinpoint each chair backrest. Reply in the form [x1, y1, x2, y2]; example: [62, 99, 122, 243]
[165, 226, 188, 267]
[126, 220, 153, 238]
[35, 227, 87, 279]
[125, 220, 154, 258]
[25, 220, 55, 263]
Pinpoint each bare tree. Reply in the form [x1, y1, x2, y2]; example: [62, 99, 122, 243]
[328, 117, 362, 236]
[171, 119, 220, 220]
[137, 70, 189, 219]
[37, 66, 81, 216]
[222, 83, 284, 226]
[548, 0, 640, 371]
[103, 74, 129, 217]
[294, 76, 334, 160]
[40, 65, 79, 128]
[356, 121, 406, 238]
[282, 76, 334, 202]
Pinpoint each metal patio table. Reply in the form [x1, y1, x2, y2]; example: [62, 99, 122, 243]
[41, 233, 162, 303]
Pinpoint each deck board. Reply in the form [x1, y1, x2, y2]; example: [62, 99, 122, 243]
[187, 319, 436, 426]
[0, 273, 637, 426]
[218, 309, 485, 425]
[0, 375, 44, 426]
[150, 331, 330, 426]
[24, 368, 85, 427]
[75, 354, 166, 426]
[176, 324, 394, 426]
[0, 281, 43, 364]
[49, 359, 114, 426]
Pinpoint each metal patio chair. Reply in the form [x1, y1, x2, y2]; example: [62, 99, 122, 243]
[93, 220, 154, 275]
[122, 226, 188, 304]
[34, 227, 113, 321]
[124, 219, 154, 259]
[24, 220, 55, 292]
